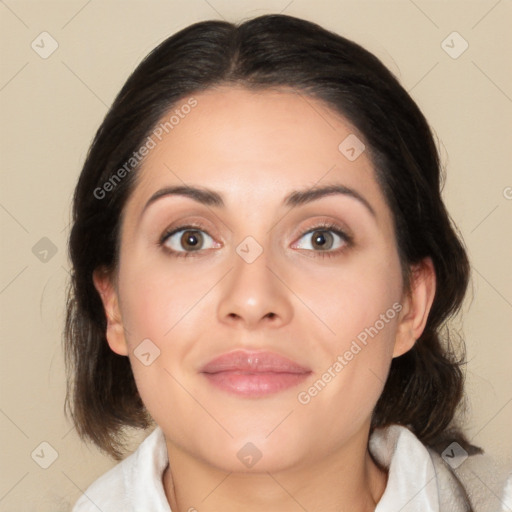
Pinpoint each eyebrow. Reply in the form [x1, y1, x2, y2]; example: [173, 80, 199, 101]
[141, 184, 376, 218]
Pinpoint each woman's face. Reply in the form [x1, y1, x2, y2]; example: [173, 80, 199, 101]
[95, 86, 432, 473]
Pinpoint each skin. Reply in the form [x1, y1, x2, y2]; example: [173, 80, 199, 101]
[93, 86, 436, 512]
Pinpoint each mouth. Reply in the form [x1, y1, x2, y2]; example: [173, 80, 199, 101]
[200, 350, 312, 398]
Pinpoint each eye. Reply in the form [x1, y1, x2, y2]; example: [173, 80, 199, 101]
[159, 225, 218, 257]
[293, 223, 352, 255]
[158, 222, 352, 259]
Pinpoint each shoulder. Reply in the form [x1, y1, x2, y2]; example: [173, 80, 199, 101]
[370, 424, 511, 512]
[72, 427, 171, 512]
[72, 456, 129, 512]
[431, 446, 512, 512]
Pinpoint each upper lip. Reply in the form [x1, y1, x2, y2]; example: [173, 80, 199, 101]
[200, 350, 312, 374]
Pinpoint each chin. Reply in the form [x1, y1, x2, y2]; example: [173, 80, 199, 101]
[207, 446, 302, 474]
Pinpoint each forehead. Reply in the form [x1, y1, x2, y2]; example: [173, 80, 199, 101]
[125, 86, 390, 223]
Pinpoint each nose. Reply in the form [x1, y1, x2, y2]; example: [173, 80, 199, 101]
[216, 245, 293, 330]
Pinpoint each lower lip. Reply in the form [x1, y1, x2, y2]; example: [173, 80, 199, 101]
[202, 371, 311, 397]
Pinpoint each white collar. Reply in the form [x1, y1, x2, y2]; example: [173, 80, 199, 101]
[370, 424, 440, 511]
[75, 423, 456, 511]
[130, 424, 442, 511]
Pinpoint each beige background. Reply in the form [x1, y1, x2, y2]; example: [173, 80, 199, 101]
[0, 0, 511, 510]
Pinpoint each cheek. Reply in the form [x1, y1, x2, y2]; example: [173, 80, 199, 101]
[295, 248, 402, 407]
[115, 257, 220, 421]
[295, 304, 400, 445]
[300, 247, 403, 351]
[117, 255, 212, 345]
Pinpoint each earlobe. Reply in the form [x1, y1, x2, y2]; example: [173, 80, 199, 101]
[393, 257, 437, 358]
[92, 267, 129, 356]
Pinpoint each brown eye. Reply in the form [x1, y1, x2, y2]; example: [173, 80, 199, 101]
[180, 230, 203, 251]
[310, 230, 335, 250]
[160, 226, 216, 255]
[294, 226, 350, 253]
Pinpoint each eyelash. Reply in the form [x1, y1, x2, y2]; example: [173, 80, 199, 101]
[158, 221, 353, 260]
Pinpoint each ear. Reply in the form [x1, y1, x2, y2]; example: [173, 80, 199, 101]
[92, 266, 128, 356]
[393, 257, 436, 358]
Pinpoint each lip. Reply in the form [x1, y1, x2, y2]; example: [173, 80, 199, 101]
[200, 350, 312, 398]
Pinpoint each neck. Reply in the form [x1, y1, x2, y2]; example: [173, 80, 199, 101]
[162, 429, 388, 512]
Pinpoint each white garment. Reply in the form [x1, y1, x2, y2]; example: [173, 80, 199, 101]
[71, 424, 498, 511]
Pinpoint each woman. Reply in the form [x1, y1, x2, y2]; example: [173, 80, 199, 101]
[65, 13, 484, 511]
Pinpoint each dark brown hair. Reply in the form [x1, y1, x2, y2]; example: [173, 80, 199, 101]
[64, 14, 476, 461]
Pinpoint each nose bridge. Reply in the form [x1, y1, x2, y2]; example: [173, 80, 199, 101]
[216, 235, 293, 328]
